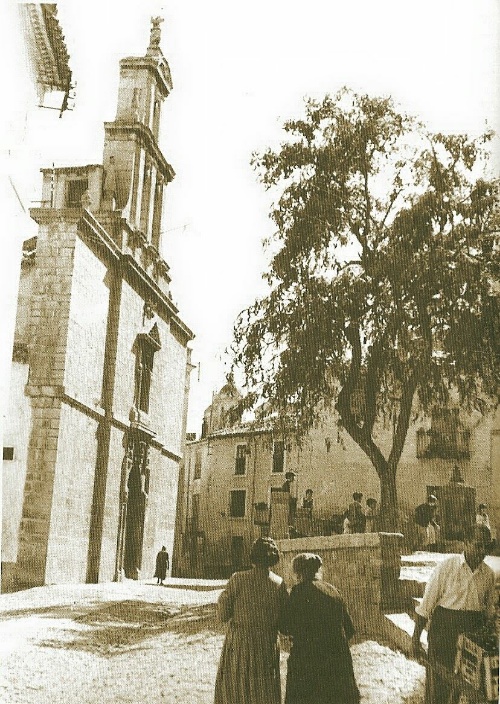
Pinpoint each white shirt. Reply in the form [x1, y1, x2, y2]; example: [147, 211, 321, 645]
[415, 554, 496, 621]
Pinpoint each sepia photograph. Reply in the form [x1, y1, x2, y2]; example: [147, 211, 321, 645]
[0, 1, 499, 702]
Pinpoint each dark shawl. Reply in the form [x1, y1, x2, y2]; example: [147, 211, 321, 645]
[282, 580, 360, 704]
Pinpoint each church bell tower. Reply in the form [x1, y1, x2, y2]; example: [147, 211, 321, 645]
[102, 17, 174, 252]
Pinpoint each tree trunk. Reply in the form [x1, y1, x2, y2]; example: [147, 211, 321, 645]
[378, 466, 398, 532]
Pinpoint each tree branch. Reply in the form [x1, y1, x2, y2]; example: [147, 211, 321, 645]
[388, 374, 418, 469]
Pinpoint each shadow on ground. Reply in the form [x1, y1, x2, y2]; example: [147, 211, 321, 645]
[1, 600, 224, 656]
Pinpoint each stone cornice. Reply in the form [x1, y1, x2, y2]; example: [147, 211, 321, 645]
[104, 122, 175, 182]
[120, 55, 172, 96]
[59, 394, 182, 461]
[20, 3, 72, 94]
[122, 253, 193, 344]
[30, 207, 82, 225]
[28, 208, 193, 346]
[40, 164, 102, 175]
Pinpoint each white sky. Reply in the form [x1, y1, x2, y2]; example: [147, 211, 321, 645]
[3, 0, 500, 434]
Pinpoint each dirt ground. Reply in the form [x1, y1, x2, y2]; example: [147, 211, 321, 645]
[0, 580, 425, 704]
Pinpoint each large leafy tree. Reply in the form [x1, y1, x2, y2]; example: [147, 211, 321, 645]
[232, 89, 500, 531]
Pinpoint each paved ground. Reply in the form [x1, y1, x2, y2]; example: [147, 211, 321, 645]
[0, 578, 425, 704]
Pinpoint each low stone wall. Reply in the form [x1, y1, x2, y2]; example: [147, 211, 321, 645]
[276, 532, 404, 638]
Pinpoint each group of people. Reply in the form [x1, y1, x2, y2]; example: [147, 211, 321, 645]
[214, 537, 360, 704]
[413, 494, 496, 552]
[342, 493, 378, 534]
[214, 528, 496, 704]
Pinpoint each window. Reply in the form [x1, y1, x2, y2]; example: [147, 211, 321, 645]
[194, 450, 202, 480]
[66, 179, 88, 207]
[272, 441, 285, 473]
[229, 490, 246, 518]
[3, 447, 14, 461]
[136, 342, 154, 412]
[134, 326, 161, 415]
[235, 444, 247, 475]
[416, 407, 470, 459]
[191, 494, 199, 529]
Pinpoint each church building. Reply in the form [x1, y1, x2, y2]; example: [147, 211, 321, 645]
[2, 20, 193, 591]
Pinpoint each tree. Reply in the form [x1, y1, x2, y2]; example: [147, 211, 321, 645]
[232, 89, 500, 531]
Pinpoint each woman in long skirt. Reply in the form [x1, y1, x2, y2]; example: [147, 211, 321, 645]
[282, 552, 360, 704]
[214, 537, 288, 704]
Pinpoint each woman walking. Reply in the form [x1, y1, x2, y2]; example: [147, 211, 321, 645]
[154, 546, 169, 585]
[214, 537, 288, 704]
[282, 552, 360, 704]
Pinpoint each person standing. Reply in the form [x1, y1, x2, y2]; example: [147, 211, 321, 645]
[476, 503, 496, 546]
[365, 498, 378, 533]
[282, 552, 360, 704]
[154, 546, 169, 585]
[214, 537, 288, 704]
[412, 525, 496, 704]
[413, 495, 440, 551]
[302, 489, 314, 511]
[347, 492, 366, 533]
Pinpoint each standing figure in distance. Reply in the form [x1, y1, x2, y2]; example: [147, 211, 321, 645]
[282, 552, 360, 704]
[347, 492, 366, 534]
[364, 498, 378, 533]
[214, 537, 288, 704]
[414, 494, 440, 551]
[302, 489, 314, 511]
[476, 503, 496, 548]
[154, 546, 169, 585]
[412, 525, 496, 704]
[476, 502, 491, 532]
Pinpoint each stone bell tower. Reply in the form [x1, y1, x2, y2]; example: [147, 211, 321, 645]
[102, 16, 174, 251]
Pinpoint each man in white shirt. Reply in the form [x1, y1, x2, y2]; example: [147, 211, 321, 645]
[412, 525, 496, 703]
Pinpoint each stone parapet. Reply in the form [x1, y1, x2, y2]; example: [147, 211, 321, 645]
[277, 532, 404, 638]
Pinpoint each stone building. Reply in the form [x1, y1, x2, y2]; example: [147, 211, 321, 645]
[2, 20, 194, 591]
[175, 387, 499, 578]
[1, 3, 73, 452]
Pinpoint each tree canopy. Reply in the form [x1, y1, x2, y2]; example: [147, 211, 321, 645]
[232, 89, 500, 530]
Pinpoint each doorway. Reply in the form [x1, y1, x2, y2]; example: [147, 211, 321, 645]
[123, 437, 149, 579]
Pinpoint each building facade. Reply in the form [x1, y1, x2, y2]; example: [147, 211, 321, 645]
[175, 388, 499, 578]
[1, 3, 73, 455]
[2, 20, 194, 591]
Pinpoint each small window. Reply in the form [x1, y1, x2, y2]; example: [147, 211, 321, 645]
[66, 179, 88, 207]
[3, 447, 14, 461]
[272, 441, 285, 473]
[235, 444, 247, 475]
[229, 490, 246, 518]
[194, 450, 202, 480]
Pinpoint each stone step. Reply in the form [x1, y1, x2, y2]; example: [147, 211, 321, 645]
[384, 612, 427, 657]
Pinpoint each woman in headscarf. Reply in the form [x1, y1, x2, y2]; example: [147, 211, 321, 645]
[214, 537, 288, 704]
[282, 552, 360, 704]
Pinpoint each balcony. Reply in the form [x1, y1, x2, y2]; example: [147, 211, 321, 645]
[416, 428, 470, 460]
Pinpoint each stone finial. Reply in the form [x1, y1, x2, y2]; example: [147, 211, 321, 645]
[148, 16, 163, 53]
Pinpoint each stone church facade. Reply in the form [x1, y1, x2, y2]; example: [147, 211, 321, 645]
[2, 21, 193, 591]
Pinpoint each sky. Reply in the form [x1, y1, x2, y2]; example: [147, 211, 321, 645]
[3, 0, 499, 434]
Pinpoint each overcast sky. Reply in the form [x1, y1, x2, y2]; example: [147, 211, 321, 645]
[7, 0, 500, 433]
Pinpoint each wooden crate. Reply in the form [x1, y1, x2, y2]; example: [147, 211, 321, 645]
[455, 634, 484, 689]
[455, 634, 499, 701]
[483, 653, 499, 702]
